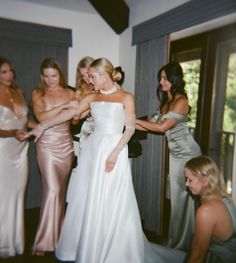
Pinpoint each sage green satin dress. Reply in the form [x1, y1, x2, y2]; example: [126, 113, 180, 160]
[161, 111, 201, 251]
[207, 197, 236, 263]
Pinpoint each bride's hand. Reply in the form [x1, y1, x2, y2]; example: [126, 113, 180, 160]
[105, 152, 117, 172]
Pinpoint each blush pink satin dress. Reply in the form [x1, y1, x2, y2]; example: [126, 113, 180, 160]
[32, 99, 73, 253]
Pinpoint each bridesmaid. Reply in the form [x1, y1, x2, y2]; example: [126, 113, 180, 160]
[0, 56, 34, 257]
[31, 58, 75, 256]
[184, 155, 236, 263]
[67, 56, 94, 202]
[136, 62, 201, 251]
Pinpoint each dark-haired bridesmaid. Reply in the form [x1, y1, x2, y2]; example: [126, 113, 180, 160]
[136, 62, 201, 251]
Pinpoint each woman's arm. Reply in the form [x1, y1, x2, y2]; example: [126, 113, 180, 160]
[105, 92, 135, 172]
[186, 205, 215, 263]
[136, 118, 176, 133]
[32, 90, 71, 122]
[28, 95, 91, 141]
[135, 96, 189, 133]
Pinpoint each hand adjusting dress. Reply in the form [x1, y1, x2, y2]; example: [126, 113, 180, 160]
[0, 105, 28, 257]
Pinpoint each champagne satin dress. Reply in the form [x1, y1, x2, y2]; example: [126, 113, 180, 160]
[0, 105, 28, 257]
[32, 100, 73, 253]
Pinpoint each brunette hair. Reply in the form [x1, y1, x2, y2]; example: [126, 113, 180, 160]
[0, 56, 16, 88]
[157, 62, 188, 112]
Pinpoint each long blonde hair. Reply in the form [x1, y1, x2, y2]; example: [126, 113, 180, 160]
[185, 155, 227, 200]
[75, 56, 94, 101]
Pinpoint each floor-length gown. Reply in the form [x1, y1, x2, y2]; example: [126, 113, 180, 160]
[162, 111, 201, 251]
[56, 101, 144, 262]
[56, 102, 186, 263]
[33, 100, 73, 252]
[67, 115, 94, 203]
[0, 105, 28, 257]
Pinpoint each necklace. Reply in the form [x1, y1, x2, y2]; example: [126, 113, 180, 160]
[100, 85, 117, 95]
[5, 88, 14, 103]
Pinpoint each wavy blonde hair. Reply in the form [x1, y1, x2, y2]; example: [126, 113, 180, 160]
[75, 56, 94, 101]
[185, 155, 227, 200]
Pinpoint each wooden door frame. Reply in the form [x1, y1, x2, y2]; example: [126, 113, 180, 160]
[170, 23, 236, 155]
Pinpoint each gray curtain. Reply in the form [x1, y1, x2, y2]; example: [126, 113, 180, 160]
[132, 35, 169, 235]
[132, 0, 236, 45]
[0, 18, 72, 208]
[131, 0, 236, 238]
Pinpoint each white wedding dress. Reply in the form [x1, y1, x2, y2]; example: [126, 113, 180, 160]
[55, 101, 185, 263]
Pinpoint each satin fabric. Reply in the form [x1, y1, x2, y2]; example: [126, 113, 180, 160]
[33, 100, 73, 253]
[208, 197, 236, 263]
[162, 111, 201, 251]
[0, 106, 28, 257]
[56, 102, 186, 263]
[56, 102, 145, 263]
[67, 115, 94, 203]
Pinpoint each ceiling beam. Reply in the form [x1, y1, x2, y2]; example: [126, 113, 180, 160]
[89, 0, 129, 34]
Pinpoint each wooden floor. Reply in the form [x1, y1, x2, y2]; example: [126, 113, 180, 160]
[1, 208, 62, 263]
[1, 202, 170, 263]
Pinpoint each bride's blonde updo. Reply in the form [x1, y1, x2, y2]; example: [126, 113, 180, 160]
[90, 57, 122, 84]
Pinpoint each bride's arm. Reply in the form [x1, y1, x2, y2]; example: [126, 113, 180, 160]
[28, 96, 91, 141]
[105, 92, 135, 172]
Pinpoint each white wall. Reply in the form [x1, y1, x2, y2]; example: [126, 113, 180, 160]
[0, 0, 119, 87]
[1, 0, 236, 93]
[119, 0, 236, 93]
[119, 0, 190, 93]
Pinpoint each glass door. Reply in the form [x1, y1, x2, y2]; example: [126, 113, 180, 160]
[210, 40, 236, 197]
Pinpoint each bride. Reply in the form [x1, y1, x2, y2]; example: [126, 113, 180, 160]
[27, 57, 185, 263]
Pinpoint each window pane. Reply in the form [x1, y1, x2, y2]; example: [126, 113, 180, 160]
[180, 60, 201, 129]
[221, 52, 236, 195]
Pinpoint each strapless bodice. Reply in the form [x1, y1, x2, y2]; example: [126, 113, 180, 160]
[91, 102, 125, 135]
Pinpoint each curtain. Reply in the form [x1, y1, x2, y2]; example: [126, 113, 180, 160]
[0, 18, 72, 208]
[132, 35, 169, 235]
[132, 0, 236, 45]
[131, 0, 236, 238]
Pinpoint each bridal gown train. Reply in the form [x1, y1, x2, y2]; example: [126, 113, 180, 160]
[55, 102, 186, 263]
[0, 105, 28, 257]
